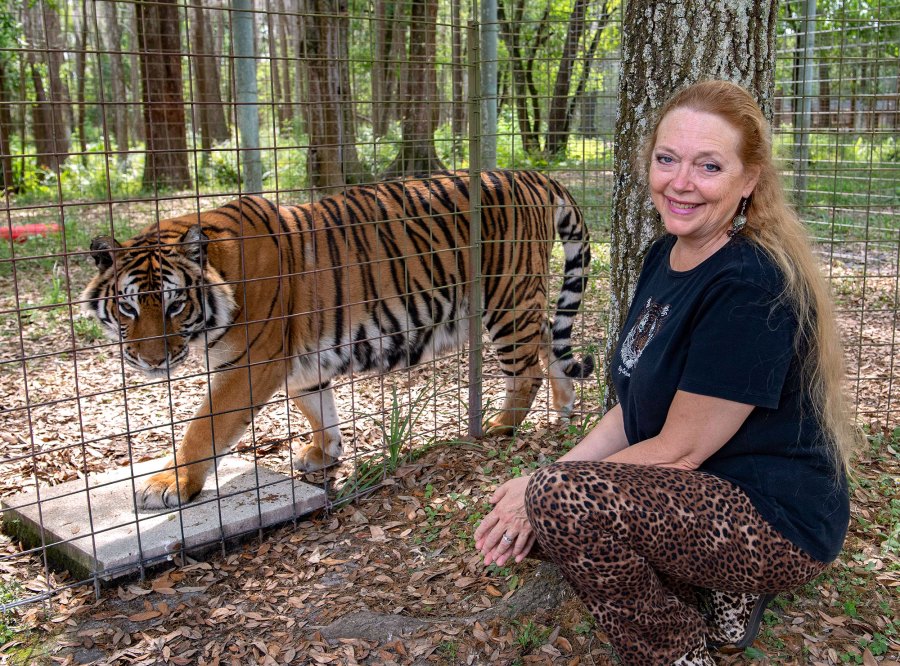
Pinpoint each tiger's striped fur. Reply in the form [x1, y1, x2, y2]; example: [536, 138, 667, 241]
[81, 170, 593, 509]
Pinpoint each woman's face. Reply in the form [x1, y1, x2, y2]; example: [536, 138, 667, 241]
[649, 108, 759, 246]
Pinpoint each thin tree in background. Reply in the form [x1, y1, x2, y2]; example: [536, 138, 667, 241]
[497, 2, 549, 156]
[544, 0, 589, 157]
[276, 0, 294, 127]
[0, 58, 13, 190]
[372, 0, 404, 139]
[450, 0, 466, 143]
[381, 0, 445, 178]
[100, 0, 130, 160]
[136, 0, 192, 190]
[23, 0, 71, 172]
[74, 0, 88, 163]
[606, 0, 778, 405]
[299, 0, 368, 192]
[191, 0, 230, 164]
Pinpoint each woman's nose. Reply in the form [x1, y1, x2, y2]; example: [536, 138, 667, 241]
[671, 164, 693, 191]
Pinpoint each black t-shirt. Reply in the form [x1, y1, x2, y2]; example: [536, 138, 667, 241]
[612, 234, 848, 563]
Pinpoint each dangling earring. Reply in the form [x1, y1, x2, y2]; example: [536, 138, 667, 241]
[728, 198, 749, 238]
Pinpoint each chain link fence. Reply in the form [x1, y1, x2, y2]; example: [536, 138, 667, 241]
[0, 0, 896, 615]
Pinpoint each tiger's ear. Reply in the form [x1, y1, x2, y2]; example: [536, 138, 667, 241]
[178, 224, 209, 266]
[89, 236, 121, 271]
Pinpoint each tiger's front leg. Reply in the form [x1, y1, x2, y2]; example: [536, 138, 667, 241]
[289, 382, 343, 472]
[137, 365, 282, 510]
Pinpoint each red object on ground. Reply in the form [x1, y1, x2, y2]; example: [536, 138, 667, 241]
[0, 223, 61, 242]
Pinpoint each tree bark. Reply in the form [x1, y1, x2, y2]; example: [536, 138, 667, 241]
[137, 0, 192, 190]
[545, 0, 589, 157]
[129, 3, 144, 143]
[277, 0, 294, 127]
[0, 60, 14, 191]
[606, 0, 777, 406]
[192, 0, 230, 154]
[817, 59, 831, 129]
[381, 0, 445, 178]
[299, 0, 368, 192]
[101, 0, 130, 158]
[450, 0, 466, 140]
[23, 1, 71, 172]
[372, 0, 403, 139]
[75, 0, 89, 163]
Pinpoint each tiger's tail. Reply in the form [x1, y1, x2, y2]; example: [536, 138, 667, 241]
[549, 185, 594, 379]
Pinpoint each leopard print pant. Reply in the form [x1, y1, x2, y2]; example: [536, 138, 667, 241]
[524, 462, 828, 666]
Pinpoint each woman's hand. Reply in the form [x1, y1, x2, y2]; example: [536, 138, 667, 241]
[474, 475, 534, 566]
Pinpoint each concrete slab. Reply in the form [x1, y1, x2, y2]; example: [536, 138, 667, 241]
[1, 458, 327, 581]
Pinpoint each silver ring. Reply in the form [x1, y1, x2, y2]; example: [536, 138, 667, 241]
[502, 533, 514, 545]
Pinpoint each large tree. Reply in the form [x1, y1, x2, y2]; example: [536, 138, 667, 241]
[191, 0, 229, 157]
[299, 0, 368, 192]
[380, 0, 445, 178]
[136, 0, 192, 190]
[23, 0, 71, 172]
[606, 0, 778, 404]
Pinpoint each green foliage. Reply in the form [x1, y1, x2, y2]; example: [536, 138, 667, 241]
[510, 620, 551, 653]
[0, 580, 22, 645]
[334, 383, 438, 503]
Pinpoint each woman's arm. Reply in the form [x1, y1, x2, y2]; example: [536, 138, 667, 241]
[557, 403, 630, 462]
[475, 393, 754, 565]
[605, 391, 754, 470]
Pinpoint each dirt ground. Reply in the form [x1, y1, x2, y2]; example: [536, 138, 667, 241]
[0, 236, 897, 665]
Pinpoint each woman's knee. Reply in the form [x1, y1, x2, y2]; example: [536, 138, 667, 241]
[525, 462, 614, 535]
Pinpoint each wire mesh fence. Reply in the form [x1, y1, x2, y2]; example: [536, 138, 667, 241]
[0, 0, 896, 619]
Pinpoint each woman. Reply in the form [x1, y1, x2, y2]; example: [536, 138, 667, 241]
[474, 80, 856, 665]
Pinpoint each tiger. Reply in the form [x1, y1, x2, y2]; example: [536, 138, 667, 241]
[81, 170, 594, 509]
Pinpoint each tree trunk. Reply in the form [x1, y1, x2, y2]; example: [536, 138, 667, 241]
[136, 0, 192, 190]
[0, 60, 14, 191]
[75, 0, 89, 163]
[450, 0, 466, 140]
[381, 0, 445, 178]
[372, 0, 402, 139]
[817, 59, 831, 129]
[499, 0, 550, 155]
[545, 0, 589, 157]
[266, 7, 284, 123]
[129, 3, 144, 143]
[300, 0, 368, 192]
[192, 0, 230, 154]
[564, 3, 611, 139]
[277, 0, 294, 127]
[102, 0, 130, 158]
[23, 1, 71, 172]
[499, 0, 541, 154]
[607, 0, 777, 406]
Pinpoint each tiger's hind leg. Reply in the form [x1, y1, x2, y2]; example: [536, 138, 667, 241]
[538, 342, 576, 423]
[289, 382, 343, 472]
[485, 339, 544, 435]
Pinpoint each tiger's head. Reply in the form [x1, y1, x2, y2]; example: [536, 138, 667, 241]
[81, 224, 237, 378]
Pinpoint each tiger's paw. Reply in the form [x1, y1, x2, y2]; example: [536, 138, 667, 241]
[484, 418, 517, 437]
[136, 468, 204, 510]
[292, 442, 341, 473]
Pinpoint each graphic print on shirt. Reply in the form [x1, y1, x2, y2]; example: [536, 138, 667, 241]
[618, 297, 671, 377]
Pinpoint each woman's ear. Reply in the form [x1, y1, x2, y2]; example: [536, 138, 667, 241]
[742, 165, 761, 198]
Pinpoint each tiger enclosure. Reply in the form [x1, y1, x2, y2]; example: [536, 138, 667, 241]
[0, 0, 897, 664]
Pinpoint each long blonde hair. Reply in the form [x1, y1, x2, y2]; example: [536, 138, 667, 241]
[643, 79, 858, 471]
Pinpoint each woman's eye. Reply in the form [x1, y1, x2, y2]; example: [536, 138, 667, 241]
[167, 301, 186, 317]
[655, 154, 673, 165]
[703, 163, 721, 172]
[118, 301, 137, 318]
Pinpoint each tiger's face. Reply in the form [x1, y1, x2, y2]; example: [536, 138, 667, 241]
[81, 225, 236, 378]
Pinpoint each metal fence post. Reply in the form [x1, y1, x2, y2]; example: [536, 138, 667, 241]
[467, 19, 483, 440]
